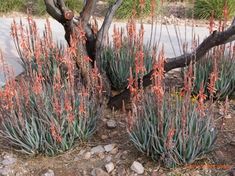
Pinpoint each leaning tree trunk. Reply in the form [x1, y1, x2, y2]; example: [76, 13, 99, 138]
[43, 0, 235, 109]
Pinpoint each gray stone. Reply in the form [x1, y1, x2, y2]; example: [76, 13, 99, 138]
[104, 144, 116, 152]
[84, 152, 91, 160]
[105, 155, 112, 162]
[117, 167, 126, 176]
[130, 161, 144, 174]
[42, 169, 54, 176]
[110, 147, 118, 154]
[105, 162, 115, 173]
[91, 145, 105, 155]
[106, 120, 117, 129]
[2, 154, 17, 166]
[91, 168, 109, 176]
[0, 167, 13, 176]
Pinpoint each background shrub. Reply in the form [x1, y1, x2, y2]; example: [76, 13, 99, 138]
[0, 0, 83, 15]
[108, 0, 153, 19]
[0, 0, 25, 13]
[194, 0, 235, 19]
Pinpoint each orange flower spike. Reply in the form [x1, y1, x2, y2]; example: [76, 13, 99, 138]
[79, 101, 86, 115]
[127, 18, 136, 43]
[67, 113, 75, 124]
[50, 122, 57, 141]
[139, 0, 145, 12]
[197, 83, 207, 116]
[150, 0, 156, 18]
[33, 74, 44, 95]
[223, 2, 228, 28]
[209, 12, 215, 34]
[64, 95, 72, 112]
[76, 23, 86, 45]
[84, 56, 92, 63]
[127, 68, 134, 90]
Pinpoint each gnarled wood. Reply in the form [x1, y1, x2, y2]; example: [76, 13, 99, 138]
[44, 0, 74, 44]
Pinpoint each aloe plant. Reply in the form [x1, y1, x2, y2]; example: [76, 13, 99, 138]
[102, 44, 153, 90]
[129, 93, 217, 168]
[193, 57, 235, 100]
[0, 19, 102, 156]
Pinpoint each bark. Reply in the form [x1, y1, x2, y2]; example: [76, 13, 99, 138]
[95, 0, 123, 69]
[44, 0, 235, 110]
[108, 22, 235, 109]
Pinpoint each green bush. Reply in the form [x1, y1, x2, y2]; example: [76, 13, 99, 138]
[108, 0, 153, 19]
[194, 0, 235, 19]
[129, 93, 217, 168]
[193, 57, 235, 100]
[0, 0, 83, 15]
[0, 0, 25, 13]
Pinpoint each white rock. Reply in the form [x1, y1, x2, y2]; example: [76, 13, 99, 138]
[42, 169, 54, 176]
[104, 144, 115, 152]
[106, 119, 117, 129]
[105, 162, 115, 173]
[0, 167, 13, 176]
[91, 168, 109, 176]
[84, 152, 91, 160]
[131, 161, 144, 174]
[91, 145, 105, 154]
[2, 154, 17, 166]
[105, 155, 112, 162]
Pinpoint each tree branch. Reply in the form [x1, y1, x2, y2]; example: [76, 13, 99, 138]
[108, 24, 235, 109]
[96, 0, 123, 68]
[80, 0, 98, 26]
[44, 0, 74, 44]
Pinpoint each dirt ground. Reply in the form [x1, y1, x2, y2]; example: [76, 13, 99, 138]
[0, 70, 234, 176]
[0, 1, 234, 176]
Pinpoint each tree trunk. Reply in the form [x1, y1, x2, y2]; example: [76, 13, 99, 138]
[43, 0, 235, 109]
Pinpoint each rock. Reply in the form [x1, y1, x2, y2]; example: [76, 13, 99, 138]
[214, 150, 225, 162]
[105, 155, 112, 162]
[0, 167, 13, 176]
[110, 147, 118, 155]
[91, 145, 105, 155]
[117, 167, 126, 176]
[2, 154, 17, 166]
[91, 168, 109, 176]
[105, 162, 115, 173]
[84, 152, 91, 160]
[78, 149, 86, 155]
[104, 144, 116, 152]
[121, 151, 128, 160]
[131, 161, 144, 174]
[41, 169, 54, 176]
[106, 119, 117, 129]
[98, 153, 105, 159]
[101, 135, 108, 140]
[229, 168, 235, 176]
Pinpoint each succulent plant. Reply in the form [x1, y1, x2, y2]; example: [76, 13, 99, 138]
[193, 57, 235, 100]
[0, 18, 103, 156]
[129, 93, 217, 168]
[102, 44, 153, 90]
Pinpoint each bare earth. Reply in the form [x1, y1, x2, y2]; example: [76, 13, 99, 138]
[0, 1, 234, 176]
